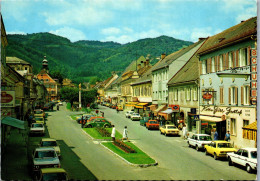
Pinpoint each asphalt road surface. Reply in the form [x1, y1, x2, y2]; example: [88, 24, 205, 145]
[45, 104, 257, 180]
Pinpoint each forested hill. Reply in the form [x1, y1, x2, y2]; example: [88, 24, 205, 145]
[6, 33, 193, 84]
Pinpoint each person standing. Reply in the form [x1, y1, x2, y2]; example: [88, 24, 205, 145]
[182, 124, 187, 140]
[111, 125, 116, 142]
[224, 131, 230, 142]
[122, 126, 129, 141]
[214, 130, 219, 141]
[57, 104, 59, 111]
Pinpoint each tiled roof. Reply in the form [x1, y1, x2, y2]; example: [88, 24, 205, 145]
[242, 121, 257, 130]
[197, 17, 257, 55]
[6, 57, 30, 65]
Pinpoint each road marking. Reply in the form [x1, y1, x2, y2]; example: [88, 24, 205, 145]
[93, 141, 99, 144]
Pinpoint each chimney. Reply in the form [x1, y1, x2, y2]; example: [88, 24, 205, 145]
[146, 58, 150, 66]
[161, 53, 166, 60]
[137, 64, 141, 70]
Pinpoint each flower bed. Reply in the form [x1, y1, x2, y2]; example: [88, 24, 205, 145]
[113, 139, 136, 153]
[95, 127, 110, 137]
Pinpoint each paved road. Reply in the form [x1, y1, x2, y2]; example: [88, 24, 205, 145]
[46, 104, 256, 180]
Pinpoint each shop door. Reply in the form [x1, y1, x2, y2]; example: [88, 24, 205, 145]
[216, 120, 226, 140]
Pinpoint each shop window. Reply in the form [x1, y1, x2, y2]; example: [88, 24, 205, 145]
[239, 48, 248, 67]
[230, 118, 236, 136]
[243, 120, 249, 127]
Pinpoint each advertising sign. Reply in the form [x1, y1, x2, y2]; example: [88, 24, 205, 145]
[1, 91, 15, 107]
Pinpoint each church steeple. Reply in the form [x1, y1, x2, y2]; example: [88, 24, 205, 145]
[42, 56, 49, 73]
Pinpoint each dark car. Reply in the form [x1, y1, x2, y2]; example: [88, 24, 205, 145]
[84, 118, 112, 128]
[140, 117, 150, 126]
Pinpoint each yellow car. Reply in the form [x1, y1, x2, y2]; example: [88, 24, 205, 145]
[117, 105, 123, 111]
[159, 124, 179, 136]
[205, 141, 237, 160]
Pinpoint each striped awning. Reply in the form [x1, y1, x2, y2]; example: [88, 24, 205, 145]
[135, 102, 148, 108]
[125, 102, 139, 106]
[242, 121, 257, 130]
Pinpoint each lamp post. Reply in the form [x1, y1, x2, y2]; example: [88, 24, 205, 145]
[79, 83, 82, 109]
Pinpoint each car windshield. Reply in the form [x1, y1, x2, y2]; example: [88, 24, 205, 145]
[217, 143, 232, 148]
[42, 173, 67, 180]
[42, 141, 57, 146]
[167, 126, 177, 129]
[32, 124, 43, 128]
[199, 136, 212, 141]
[35, 117, 44, 120]
[133, 113, 139, 116]
[35, 110, 43, 114]
[144, 117, 149, 120]
[251, 151, 257, 159]
[36, 151, 55, 158]
[150, 121, 158, 124]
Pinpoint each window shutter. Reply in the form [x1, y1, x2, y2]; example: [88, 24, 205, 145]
[217, 55, 220, 71]
[249, 86, 251, 105]
[211, 89, 214, 104]
[215, 56, 218, 72]
[229, 87, 231, 105]
[247, 46, 251, 65]
[235, 87, 238, 105]
[208, 58, 212, 73]
[220, 87, 223, 104]
[232, 51, 235, 68]
[236, 50, 239, 67]
[199, 61, 202, 75]
[226, 53, 229, 69]
[207, 59, 210, 73]
[241, 86, 244, 105]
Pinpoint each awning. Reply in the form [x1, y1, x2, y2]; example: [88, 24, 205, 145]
[148, 104, 157, 111]
[153, 105, 167, 115]
[242, 121, 257, 130]
[1, 116, 25, 129]
[160, 108, 173, 114]
[135, 102, 148, 109]
[200, 115, 223, 122]
[125, 102, 139, 106]
[138, 97, 152, 103]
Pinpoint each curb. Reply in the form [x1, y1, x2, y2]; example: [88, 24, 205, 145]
[81, 129, 158, 167]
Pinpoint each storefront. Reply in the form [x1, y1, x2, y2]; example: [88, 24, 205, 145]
[125, 102, 138, 111]
[158, 107, 173, 121]
[153, 104, 167, 117]
[134, 102, 149, 116]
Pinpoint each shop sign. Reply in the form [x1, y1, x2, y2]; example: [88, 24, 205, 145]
[169, 104, 179, 112]
[1, 91, 15, 107]
[251, 48, 257, 104]
[1, 108, 12, 117]
[201, 105, 242, 116]
[202, 93, 212, 100]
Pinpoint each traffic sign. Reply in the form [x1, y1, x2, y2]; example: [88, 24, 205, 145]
[194, 115, 200, 121]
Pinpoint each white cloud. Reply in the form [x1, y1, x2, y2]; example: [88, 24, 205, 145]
[49, 27, 87, 42]
[235, 6, 257, 23]
[190, 27, 213, 42]
[7, 31, 26, 35]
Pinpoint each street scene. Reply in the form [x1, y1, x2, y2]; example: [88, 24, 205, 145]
[1, 0, 258, 180]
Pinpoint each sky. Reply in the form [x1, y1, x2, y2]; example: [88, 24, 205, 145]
[1, 0, 257, 44]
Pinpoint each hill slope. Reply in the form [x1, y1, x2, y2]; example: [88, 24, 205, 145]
[6, 33, 193, 83]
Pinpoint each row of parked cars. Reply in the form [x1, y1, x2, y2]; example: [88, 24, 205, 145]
[76, 113, 112, 128]
[101, 102, 123, 111]
[187, 134, 257, 173]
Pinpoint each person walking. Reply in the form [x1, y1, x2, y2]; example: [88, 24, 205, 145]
[111, 125, 116, 142]
[224, 131, 230, 142]
[122, 126, 129, 141]
[214, 130, 219, 141]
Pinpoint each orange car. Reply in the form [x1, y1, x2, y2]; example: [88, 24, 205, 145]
[87, 116, 104, 123]
[146, 120, 159, 130]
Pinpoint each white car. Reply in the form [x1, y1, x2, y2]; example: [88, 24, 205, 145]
[30, 123, 45, 135]
[187, 134, 212, 151]
[227, 148, 257, 173]
[40, 138, 61, 157]
[131, 113, 141, 121]
[125, 111, 134, 118]
[58, 102, 63, 106]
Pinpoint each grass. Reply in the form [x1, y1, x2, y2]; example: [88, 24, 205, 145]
[102, 142, 156, 164]
[83, 128, 122, 140]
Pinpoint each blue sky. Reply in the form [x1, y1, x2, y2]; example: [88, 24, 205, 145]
[1, 0, 257, 44]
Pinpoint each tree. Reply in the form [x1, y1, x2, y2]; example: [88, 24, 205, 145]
[59, 87, 79, 106]
[89, 76, 102, 85]
[50, 70, 64, 84]
[81, 89, 98, 107]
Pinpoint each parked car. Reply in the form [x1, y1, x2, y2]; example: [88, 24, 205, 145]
[159, 124, 179, 136]
[39, 138, 61, 157]
[140, 117, 150, 126]
[87, 116, 104, 123]
[125, 111, 134, 118]
[105, 103, 110, 107]
[33, 117, 45, 124]
[187, 134, 212, 151]
[117, 105, 123, 111]
[34, 109, 45, 118]
[30, 123, 45, 135]
[131, 113, 141, 121]
[58, 102, 63, 106]
[90, 103, 98, 109]
[76, 114, 94, 124]
[84, 118, 112, 128]
[227, 148, 257, 173]
[111, 104, 116, 109]
[205, 141, 237, 160]
[109, 104, 113, 108]
[42, 103, 51, 111]
[32, 147, 60, 174]
[37, 168, 69, 181]
[146, 120, 159, 130]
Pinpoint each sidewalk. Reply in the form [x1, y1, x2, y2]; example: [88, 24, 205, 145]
[1, 128, 31, 180]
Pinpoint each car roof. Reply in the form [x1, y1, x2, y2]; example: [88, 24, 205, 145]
[41, 168, 66, 174]
[239, 148, 257, 151]
[213, 141, 230, 143]
[41, 138, 57, 142]
[35, 147, 55, 151]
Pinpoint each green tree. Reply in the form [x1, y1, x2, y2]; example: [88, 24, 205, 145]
[50, 70, 64, 84]
[81, 89, 98, 107]
[89, 76, 101, 85]
[59, 87, 79, 106]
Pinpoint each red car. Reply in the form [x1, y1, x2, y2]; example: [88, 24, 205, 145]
[146, 120, 159, 130]
[87, 116, 104, 123]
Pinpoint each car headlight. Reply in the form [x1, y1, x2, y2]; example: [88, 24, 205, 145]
[34, 165, 39, 169]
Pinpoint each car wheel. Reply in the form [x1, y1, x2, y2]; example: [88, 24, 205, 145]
[164, 132, 167, 136]
[246, 164, 252, 173]
[228, 157, 233, 166]
[205, 149, 208, 155]
[160, 131, 163, 134]
[104, 124, 110, 128]
[86, 125, 92, 128]
[196, 145, 199, 151]
[214, 153, 218, 160]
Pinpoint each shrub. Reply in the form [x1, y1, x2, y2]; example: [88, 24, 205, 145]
[66, 102, 71, 110]
[113, 139, 137, 153]
[95, 127, 110, 137]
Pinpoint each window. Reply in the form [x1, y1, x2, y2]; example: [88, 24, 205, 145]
[45, 79, 49, 82]
[174, 89, 178, 101]
[25, 67, 28, 70]
[231, 118, 236, 135]
[186, 87, 191, 101]
[241, 86, 250, 105]
[240, 48, 248, 66]
[211, 57, 215, 72]
[243, 120, 249, 127]
[219, 55, 223, 71]
[242, 150, 248, 158]
[202, 60, 206, 74]
[229, 52, 233, 68]
[229, 87, 238, 105]
[220, 87, 224, 104]
[193, 87, 198, 101]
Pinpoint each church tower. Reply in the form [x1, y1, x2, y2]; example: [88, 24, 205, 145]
[42, 56, 49, 73]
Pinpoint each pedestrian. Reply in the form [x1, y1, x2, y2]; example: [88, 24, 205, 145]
[214, 129, 218, 141]
[111, 125, 116, 142]
[224, 131, 230, 142]
[116, 106, 119, 113]
[57, 105, 59, 111]
[122, 126, 129, 141]
[182, 124, 187, 140]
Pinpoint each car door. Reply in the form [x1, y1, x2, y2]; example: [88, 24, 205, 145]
[240, 149, 249, 167]
[232, 149, 243, 164]
[190, 135, 196, 146]
[208, 142, 215, 155]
